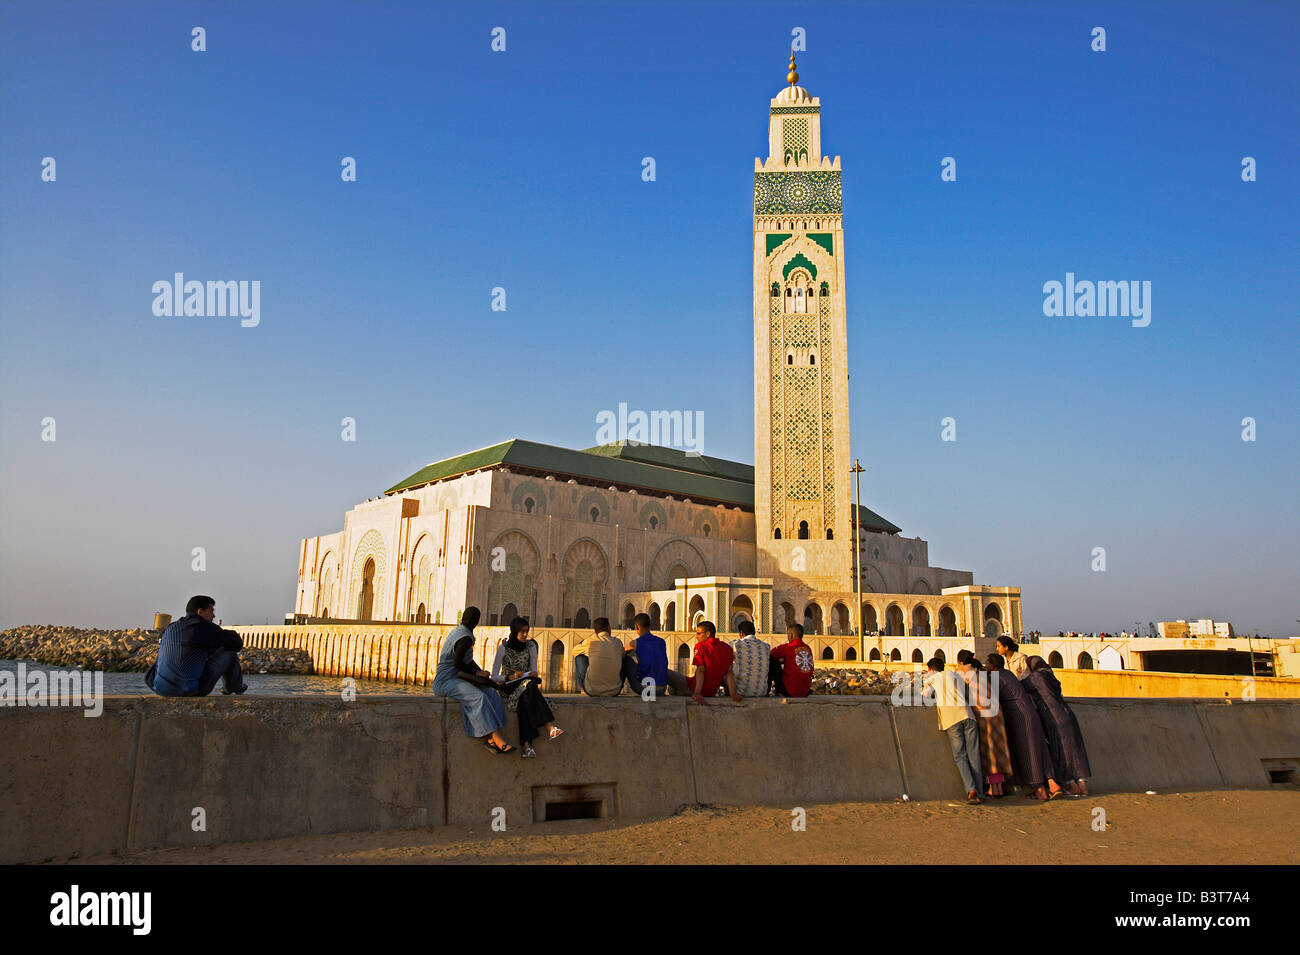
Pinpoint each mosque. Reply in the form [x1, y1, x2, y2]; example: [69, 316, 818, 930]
[290, 55, 1022, 662]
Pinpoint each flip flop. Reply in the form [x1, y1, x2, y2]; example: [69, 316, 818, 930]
[484, 740, 514, 755]
[1048, 789, 1064, 800]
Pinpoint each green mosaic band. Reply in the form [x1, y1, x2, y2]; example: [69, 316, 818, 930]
[769, 106, 820, 114]
[754, 171, 842, 215]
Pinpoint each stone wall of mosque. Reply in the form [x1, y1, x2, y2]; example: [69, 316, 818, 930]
[294, 467, 759, 629]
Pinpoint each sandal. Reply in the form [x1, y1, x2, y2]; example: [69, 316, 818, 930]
[484, 740, 514, 755]
[1048, 789, 1064, 800]
[521, 744, 537, 758]
[549, 726, 564, 741]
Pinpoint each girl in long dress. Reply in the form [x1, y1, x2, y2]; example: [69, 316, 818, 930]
[431, 606, 513, 754]
[958, 651, 1013, 797]
[492, 617, 564, 758]
[1022, 655, 1092, 795]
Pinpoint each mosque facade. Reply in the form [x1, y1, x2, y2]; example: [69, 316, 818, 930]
[290, 57, 1022, 659]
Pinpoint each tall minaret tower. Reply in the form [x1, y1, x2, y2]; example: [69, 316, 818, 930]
[753, 53, 852, 594]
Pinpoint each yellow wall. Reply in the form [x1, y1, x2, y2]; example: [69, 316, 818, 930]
[1055, 668, 1300, 699]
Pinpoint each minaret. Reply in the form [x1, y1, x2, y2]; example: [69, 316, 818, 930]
[753, 52, 852, 593]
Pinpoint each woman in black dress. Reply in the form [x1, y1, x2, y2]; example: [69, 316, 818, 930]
[491, 617, 564, 758]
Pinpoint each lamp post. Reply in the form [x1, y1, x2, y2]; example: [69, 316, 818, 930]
[850, 459, 866, 663]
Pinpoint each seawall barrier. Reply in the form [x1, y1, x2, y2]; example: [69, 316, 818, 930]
[3, 695, 1297, 864]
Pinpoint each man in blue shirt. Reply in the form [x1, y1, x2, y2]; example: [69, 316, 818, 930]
[146, 595, 247, 696]
[625, 613, 692, 697]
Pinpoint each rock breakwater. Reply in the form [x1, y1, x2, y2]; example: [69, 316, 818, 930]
[0, 625, 313, 675]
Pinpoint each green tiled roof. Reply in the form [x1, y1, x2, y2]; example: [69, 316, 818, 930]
[385, 438, 900, 533]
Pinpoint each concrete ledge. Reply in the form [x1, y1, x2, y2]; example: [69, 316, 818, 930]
[2, 695, 1297, 863]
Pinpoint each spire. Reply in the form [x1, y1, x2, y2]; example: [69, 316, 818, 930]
[787, 51, 799, 86]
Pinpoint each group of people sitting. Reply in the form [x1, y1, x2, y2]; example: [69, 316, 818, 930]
[925, 636, 1092, 805]
[571, 613, 817, 702]
[434, 609, 818, 756]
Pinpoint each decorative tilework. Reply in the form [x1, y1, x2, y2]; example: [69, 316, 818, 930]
[782, 118, 809, 166]
[765, 233, 793, 256]
[754, 171, 842, 216]
[808, 233, 835, 256]
[782, 252, 817, 281]
[770, 106, 820, 115]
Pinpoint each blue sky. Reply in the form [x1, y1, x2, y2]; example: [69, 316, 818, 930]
[1, 1, 1296, 634]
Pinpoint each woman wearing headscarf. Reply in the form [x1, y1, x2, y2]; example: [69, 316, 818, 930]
[491, 616, 564, 758]
[986, 653, 1064, 800]
[957, 651, 1014, 798]
[432, 606, 512, 754]
[1021, 655, 1092, 795]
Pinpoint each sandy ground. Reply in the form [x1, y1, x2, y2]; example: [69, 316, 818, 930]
[66, 788, 1299, 865]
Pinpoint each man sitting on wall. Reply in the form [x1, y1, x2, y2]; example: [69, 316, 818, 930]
[769, 623, 815, 698]
[625, 612, 692, 698]
[690, 620, 742, 704]
[146, 595, 247, 696]
[729, 619, 771, 697]
[573, 617, 638, 697]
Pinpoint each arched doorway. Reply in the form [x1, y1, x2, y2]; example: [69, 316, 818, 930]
[911, 649, 924, 663]
[501, 602, 518, 625]
[574, 608, 591, 629]
[730, 594, 754, 632]
[416, 602, 426, 623]
[862, 603, 879, 634]
[676, 642, 691, 672]
[890, 648, 902, 662]
[885, 603, 904, 636]
[911, 605, 932, 637]
[1078, 651, 1094, 670]
[821, 646, 834, 660]
[665, 601, 676, 631]
[938, 605, 957, 637]
[934, 648, 946, 664]
[831, 602, 850, 635]
[358, 558, 376, 621]
[983, 602, 1003, 639]
[846, 647, 856, 660]
[688, 594, 706, 630]
[622, 603, 636, 629]
[1048, 651, 1064, 667]
[648, 602, 661, 629]
[780, 601, 797, 629]
[803, 602, 823, 635]
[869, 648, 881, 662]
[548, 639, 565, 692]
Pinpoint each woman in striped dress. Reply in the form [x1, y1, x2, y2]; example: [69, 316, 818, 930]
[958, 651, 1014, 797]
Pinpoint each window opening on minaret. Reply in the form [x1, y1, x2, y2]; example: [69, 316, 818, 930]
[798, 521, 809, 539]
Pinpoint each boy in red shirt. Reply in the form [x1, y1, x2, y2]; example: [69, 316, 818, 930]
[769, 623, 815, 697]
[690, 621, 742, 704]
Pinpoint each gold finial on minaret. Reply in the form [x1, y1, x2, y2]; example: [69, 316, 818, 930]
[787, 51, 799, 86]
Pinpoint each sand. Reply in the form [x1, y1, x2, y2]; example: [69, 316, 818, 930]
[64, 788, 1299, 865]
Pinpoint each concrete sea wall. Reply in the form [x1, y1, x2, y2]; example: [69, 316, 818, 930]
[3, 695, 1297, 864]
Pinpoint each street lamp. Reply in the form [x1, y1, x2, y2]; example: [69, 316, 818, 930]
[850, 459, 868, 665]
